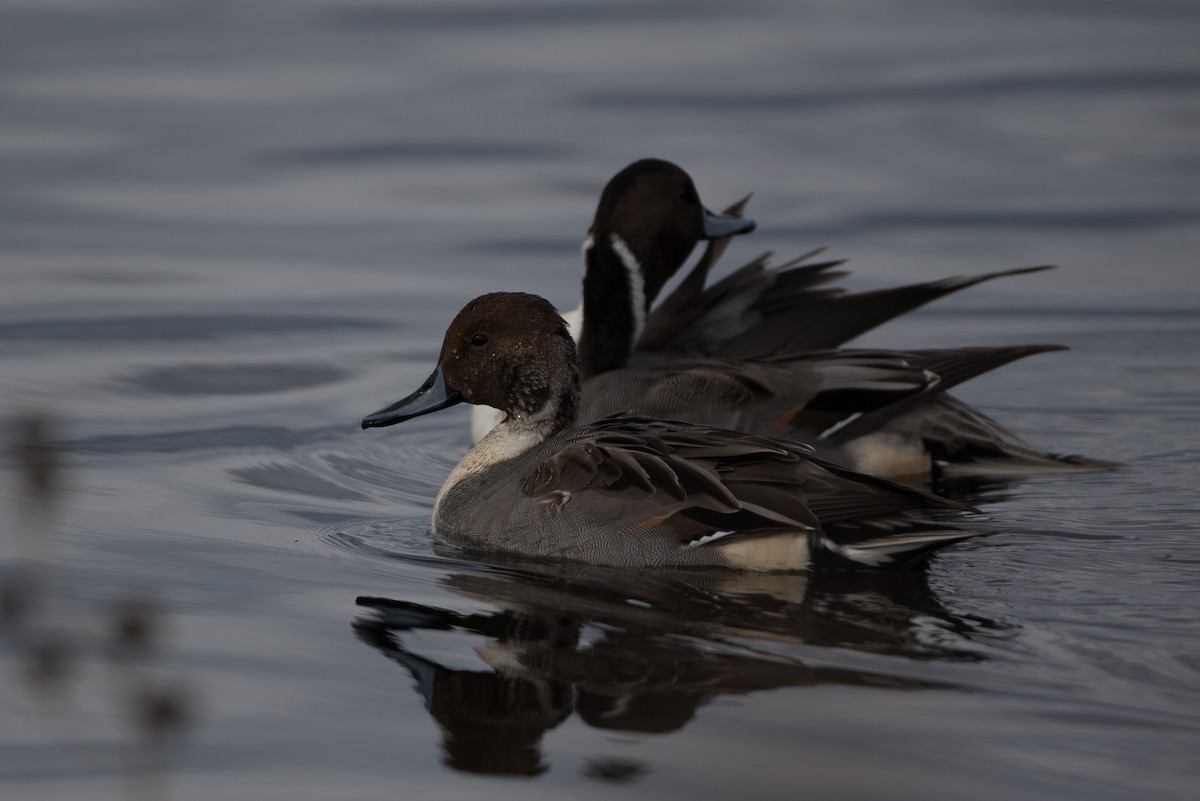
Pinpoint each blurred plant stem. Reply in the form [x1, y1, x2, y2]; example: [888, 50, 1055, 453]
[4, 411, 196, 801]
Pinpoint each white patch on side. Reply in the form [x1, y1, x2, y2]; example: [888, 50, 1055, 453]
[686, 529, 736, 548]
[819, 411, 863, 440]
[609, 233, 647, 340]
[716, 533, 811, 572]
[844, 432, 931, 480]
[537, 490, 572, 509]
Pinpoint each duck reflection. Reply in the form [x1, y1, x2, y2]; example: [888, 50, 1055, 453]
[352, 560, 1003, 777]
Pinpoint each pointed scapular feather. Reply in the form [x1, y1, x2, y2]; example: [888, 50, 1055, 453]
[719, 265, 1056, 358]
[628, 451, 686, 500]
[731, 487, 822, 530]
[675, 506, 803, 538]
[661, 454, 741, 512]
[815, 364, 931, 391]
[908, 345, 1066, 393]
[671, 438, 796, 462]
[715, 460, 814, 486]
[595, 445, 656, 494]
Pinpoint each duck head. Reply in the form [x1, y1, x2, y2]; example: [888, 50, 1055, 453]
[363, 293, 581, 436]
[580, 158, 755, 376]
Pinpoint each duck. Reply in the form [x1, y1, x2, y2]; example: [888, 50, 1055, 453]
[473, 158, 1118, 480]
[573, 158, 1055, 375]
[362, 292, 992, 571]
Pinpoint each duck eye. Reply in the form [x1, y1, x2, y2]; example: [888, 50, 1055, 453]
[470, 333, 489, 347]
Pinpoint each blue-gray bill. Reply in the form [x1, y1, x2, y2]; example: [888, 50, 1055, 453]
[362, 366, 462, 429]
[702, 206, 756, 239]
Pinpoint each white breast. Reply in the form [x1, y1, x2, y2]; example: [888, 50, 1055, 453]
[435, 420, 547, 529]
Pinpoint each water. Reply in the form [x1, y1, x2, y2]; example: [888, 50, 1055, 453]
[2, 1, 1198, 798]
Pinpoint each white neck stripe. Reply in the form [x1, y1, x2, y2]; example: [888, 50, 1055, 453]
[609, 233, 646, 340]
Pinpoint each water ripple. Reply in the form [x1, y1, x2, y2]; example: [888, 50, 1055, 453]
[117, 362, 350, 396]
[0, 313, 392, 344]
[584, 69, 1200, 111]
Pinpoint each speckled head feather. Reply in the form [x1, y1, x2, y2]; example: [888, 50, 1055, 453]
[439, 292, 580, 424]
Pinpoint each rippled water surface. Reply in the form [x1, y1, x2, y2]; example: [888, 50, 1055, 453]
[2, 1, 1198, 799]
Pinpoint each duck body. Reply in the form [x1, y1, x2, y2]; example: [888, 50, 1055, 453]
[364, 292, 988, 571]
[472, 158, 1117, 479]
[436, 415, 978, 570]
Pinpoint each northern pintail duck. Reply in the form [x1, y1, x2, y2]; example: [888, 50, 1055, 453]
[474, 159, 1117, 479]
[363, 292, 990, 571]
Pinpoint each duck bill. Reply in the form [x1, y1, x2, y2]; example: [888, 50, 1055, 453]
[362, 365, 463, 429]
[701, 207, 756, 239]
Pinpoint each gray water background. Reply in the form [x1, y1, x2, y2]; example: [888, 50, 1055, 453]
[1, 1, 1198, 798]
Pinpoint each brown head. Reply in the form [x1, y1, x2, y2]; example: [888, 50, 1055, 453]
[362, 293, 580, 432]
